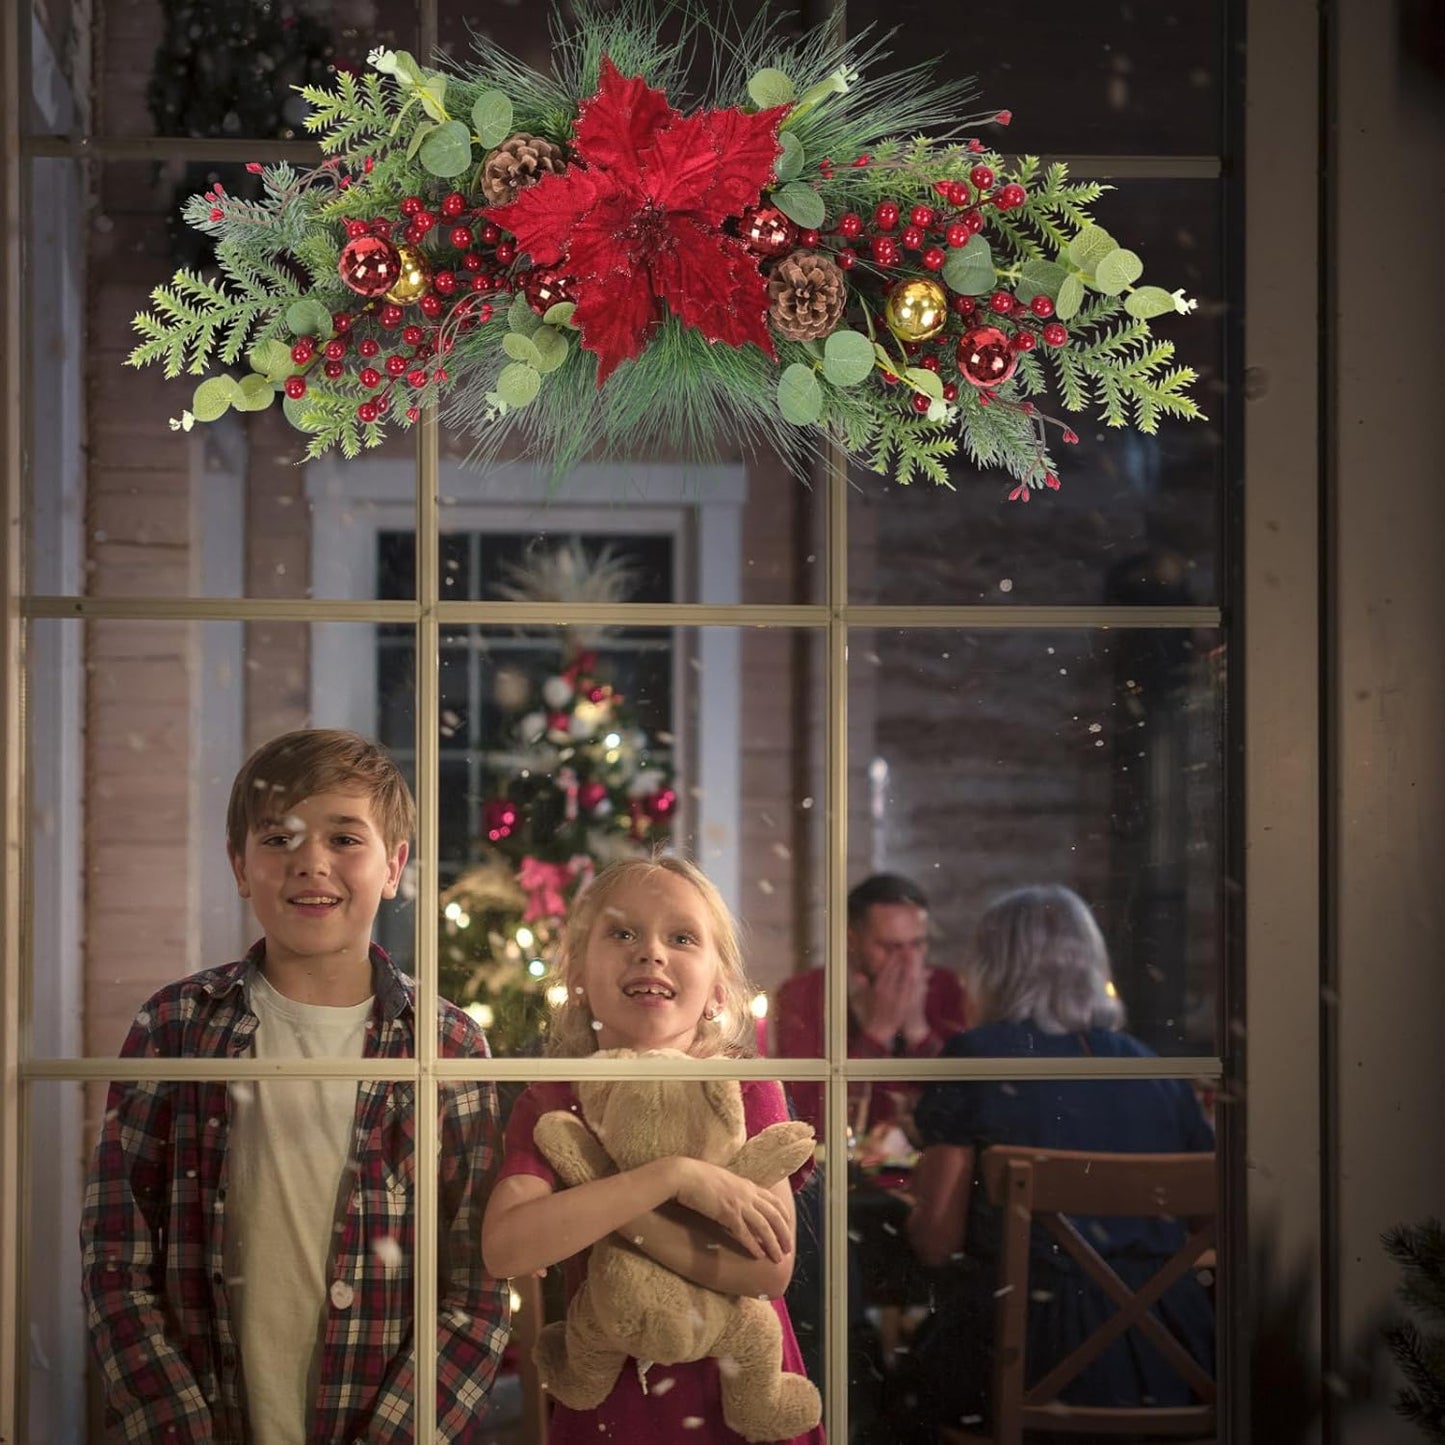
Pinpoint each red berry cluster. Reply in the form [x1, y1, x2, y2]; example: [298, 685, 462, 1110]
[823, 164, 1027, 274]
[286, 189, 537, 423]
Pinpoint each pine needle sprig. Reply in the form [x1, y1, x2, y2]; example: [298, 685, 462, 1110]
[1387, 1220, 1445, 1325]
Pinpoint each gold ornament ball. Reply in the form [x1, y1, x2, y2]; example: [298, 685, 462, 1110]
[384, 244, 432, 305]
[884, 278, 949, 342]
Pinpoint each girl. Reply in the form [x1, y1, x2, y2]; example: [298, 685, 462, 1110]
[482, 856, 825, 1443]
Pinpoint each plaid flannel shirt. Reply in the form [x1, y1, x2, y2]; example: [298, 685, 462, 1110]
[80, 943, 510, 1443]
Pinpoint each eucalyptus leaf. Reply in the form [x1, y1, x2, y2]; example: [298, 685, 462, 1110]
[904, 367, 945, 402]
[508, 292, 542, 337]
[795, 68, 852, 112]
[191, 376, 236, 423]
[1093, 247, 1144, 296]
[248, 339, 294, 381]
[775, 131, 805, 184]
[1018, 258, 1068, 302]
[232, 374, 276, 412]
[502, 332, 542, 366]
[1055, 273, 1086, 321]
[777, 362, 823, 425]
[1068, 225, 1117, 273]
[543, 301, 578, 328]
[285, 298, 333, 338]
[942, 234, 994, 295]
[497, 362, 541, 407]
[418, 76, 448, 124]
[822, 328, 875, 387]
[748, 68, 796, 108]
[531, 326, 569, 373]
[419, 120, 473, 178]
[1124, 285, 1183, 320]
[282, 392, 321, 431]
[473, 90, 514, 148]
[771, 181, 825, 232]
[406, 120, 438, 161]
[393, 51, 426, 87]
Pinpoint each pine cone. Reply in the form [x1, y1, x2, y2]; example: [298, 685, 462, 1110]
[767, 249, 847, 342]
[478, 133, 566, 206]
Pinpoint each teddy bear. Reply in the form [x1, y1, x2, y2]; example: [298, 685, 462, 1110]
[532, 1048, 822, 1442]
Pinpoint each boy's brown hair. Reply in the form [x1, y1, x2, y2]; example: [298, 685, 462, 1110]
[226, 729, 416, 856]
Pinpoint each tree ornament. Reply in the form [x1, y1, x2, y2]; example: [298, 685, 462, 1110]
[884, 277, 949, 342]
[542, 675, 575, 709]
[956, 324, 1018, 386]
[483, 798, 519, 842]
[477, 132, 566, 206]
[384, 243, 431, 305]
[578, 780, 609, 813]
[337, 235, 402, 297]
[767, 249, 847, 342]
[522, 267, 576, 315]
[738, 204, 798, 258]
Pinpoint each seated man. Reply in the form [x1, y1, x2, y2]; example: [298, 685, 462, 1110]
[774, 873, 970, 1137]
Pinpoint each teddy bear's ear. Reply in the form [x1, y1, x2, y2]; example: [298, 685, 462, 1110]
[700, 1078, 745, 1132]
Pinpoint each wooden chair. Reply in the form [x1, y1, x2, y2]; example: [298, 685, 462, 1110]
[944, 1146, 1217, 1445]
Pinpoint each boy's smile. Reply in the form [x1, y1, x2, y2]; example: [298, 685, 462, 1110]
[229, 790, 407, 988]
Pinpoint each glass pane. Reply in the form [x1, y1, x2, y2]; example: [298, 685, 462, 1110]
[846, 0, 1224, 156]
[26, 618, 416, 1058]
[38, 1076, 419, 1438]
[96, 0, 418, 140]
[851, 1075, 1220, 1441]
[848, 180, 1224, 607]
[419, 623, 826, 1056]
[847, 629, 1225, 1055]
[435, 453, 827, 607]
[56, 156, 420, 601]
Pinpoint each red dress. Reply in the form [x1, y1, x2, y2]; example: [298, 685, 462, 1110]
[500, 1077, 826, 1444]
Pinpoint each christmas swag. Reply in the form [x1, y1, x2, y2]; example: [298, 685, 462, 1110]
[129, 2, 1205, 497]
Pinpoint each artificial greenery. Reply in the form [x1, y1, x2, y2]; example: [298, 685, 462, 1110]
[127, 0, 1204, 494]
[1384, 1218, 1445, 1441]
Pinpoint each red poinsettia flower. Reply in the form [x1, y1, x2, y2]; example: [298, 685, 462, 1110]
[485, 58, 790, 384]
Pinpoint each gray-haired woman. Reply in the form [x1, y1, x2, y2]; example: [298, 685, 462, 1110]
[899, 885, 1215, 1440]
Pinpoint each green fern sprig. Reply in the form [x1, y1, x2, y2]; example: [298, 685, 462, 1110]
[1046, 320, 1204, 431]
[128, 271, 283, 378]
[299, 70, 395, 158]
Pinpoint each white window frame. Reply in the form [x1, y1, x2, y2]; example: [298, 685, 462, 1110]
[305, 459, 748, 910]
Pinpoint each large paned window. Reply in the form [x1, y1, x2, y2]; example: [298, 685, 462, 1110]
[2, 1, 1245, 1440]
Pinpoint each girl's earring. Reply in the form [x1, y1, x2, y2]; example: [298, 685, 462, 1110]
[703, 1006, 718, 1022]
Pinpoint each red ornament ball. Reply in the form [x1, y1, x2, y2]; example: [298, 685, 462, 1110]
[406, 368, 429, 387]
[332, 312, 353, 333]
[482, 798, 519, 842]
[356, 401, 380, 423]
[379, 304, 404, 328]
[956, 325, 1018, 387]
[995, 183, 1028, 211]
[578, 780, 609, 813]
[945, 222, 971, 248]
[323, 338, 347, 361]
[873, 200, 900, 231]
[836, 212, 863, 238]
[836, 247, 857, 270]
[900, 225, 925, 250]
[323, 360, 344, 379]
[402, 324, 425, 346]
[1012, 329, 1037, 351]
[449, 225, 474, 250]
[1042, 320, 1069, 346]
[910, 204, 936, 229]
[400, 196, 423, 217]
[739, 204, 798, 258]
[432, 270, 457, 296]
[284, 376, 307, 399]
[522, 266, 576, 315]
[345, 219, 369, 240]
[646, 787, 678, 820]
[358, 366, 382, 389]
[385, 354, 408, 376]
[290, 339, 314, 364]
[441, 191, 467, 218]
[921, 246, 947, 271]
[338, 236, 403, 297]
[1030, 294, 1055, 318]
[910, 392, 932, 414]
[494, 240, 517, 266]
[358, 338, 380, 359]
[989, 290, 1015, 314]
[418, 292, 444, 318]
[969, 164, 996, 190]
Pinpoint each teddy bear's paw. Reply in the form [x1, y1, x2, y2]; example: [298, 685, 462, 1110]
[534, 1323, 622, 1412]
[731, 1120, 817, 1186]
[722, 1372, 823, 1443]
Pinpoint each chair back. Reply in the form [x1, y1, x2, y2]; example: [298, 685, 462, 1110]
[978, 1145, 1217, 1444]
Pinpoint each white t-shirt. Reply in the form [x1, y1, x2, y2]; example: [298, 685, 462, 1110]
[223, 972, 372, 1443]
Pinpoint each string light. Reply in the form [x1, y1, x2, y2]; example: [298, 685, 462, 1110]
[515, 926, 535, 950]
[465, 1001, 494, 1030]
[749, 992, 769, 1021]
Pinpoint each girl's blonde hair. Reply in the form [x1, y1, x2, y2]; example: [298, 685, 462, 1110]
[967, 884, 1126, 1034]
[547, 854, 757, 1059]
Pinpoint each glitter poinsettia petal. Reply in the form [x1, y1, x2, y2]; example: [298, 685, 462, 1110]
[572, 278, 659, 385]
[570, 58, 676, 185]
[641, 103, 789, 215]
[651, 221, 776, 356]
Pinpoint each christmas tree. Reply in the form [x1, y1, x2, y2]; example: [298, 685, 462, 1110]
[438, 542, 676, 1055]
[1384, 1217, 1445, 1442]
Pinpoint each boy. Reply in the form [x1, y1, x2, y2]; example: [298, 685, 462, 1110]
[81, 728, 509, 1442]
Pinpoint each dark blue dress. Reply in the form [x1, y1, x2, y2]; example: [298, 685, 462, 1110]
[906, 1022, 1216, 1433]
